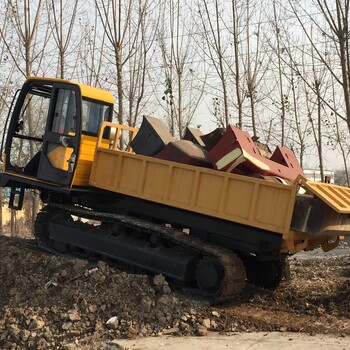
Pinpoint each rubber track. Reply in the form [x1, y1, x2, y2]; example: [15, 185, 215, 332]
[43, 204, 247, 303]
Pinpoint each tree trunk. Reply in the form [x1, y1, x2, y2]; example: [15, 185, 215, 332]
[232, 0, 243, 128]
[10, 210, 16, 236]
[116, 46, 124, 125]
[273, 1, 285, 145]
[315, 80, 324, 181]
[0, 189, 3, 235]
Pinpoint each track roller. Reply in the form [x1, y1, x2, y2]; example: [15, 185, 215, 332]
[196, 256, 225, 297]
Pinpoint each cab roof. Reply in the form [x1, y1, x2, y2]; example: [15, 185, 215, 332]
[26, 76, 114, 105]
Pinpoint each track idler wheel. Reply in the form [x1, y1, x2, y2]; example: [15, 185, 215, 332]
[34, 209, 51, 245]
[243, 257, 283, 289]
[34, 207, 73, 251]
[196, 256, 225, 297]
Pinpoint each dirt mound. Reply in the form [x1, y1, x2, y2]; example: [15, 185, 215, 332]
[1, 235, 350, 349]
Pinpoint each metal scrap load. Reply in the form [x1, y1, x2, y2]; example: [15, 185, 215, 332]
[130, 116, 304, 182]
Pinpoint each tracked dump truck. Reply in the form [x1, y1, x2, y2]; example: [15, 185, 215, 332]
[1, 77, 350, 303]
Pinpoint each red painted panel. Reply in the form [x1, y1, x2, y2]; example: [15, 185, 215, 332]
[208, 125, 304, 182]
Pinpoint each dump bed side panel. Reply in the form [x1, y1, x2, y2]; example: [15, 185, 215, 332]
[90, 146, 297, 235]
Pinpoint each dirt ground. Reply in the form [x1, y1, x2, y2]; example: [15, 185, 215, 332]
[1, 235, 350, 350]
[115, 332, 350, 350]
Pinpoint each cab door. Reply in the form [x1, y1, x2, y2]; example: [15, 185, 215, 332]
[37, 84, 81, 186]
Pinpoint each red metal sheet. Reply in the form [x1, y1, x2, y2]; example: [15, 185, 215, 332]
[208, 125, 304, 182]
[270, 146, 302, 171]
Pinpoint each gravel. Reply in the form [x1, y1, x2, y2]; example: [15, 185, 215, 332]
[1, 235, 350, 349]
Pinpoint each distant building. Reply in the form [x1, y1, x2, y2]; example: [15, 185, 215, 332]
[303, 169, 334, 183]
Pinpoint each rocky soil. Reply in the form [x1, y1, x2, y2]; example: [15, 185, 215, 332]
[1, 235, 350, 350]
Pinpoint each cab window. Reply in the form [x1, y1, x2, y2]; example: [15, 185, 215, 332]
[51, 89, 77, 135]
[82, 99, 111, 135]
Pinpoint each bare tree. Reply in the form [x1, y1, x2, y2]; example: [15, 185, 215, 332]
[198, 0, 231, 127]
[95, 0, 130, 125]
[270, 0, 286, 145]
[75, 8, 107, 87]
[125, 1, 160, 127]
[95, 0, 151, 127]
[198, 0, 270, 133]
[0, 2, 18, 235]
[328, 74, 350, 185]
[268, 3, 340, 172]
[4, 0, 48, 78]
[277, 31, 311, 167]
[241, 0, 270, 137]
[158, 0, 206, 136]
[0, 2, 17, 128]
[299, 39, 330, 180]
[231, 0, 243, 128]
[47, 0, 79, 79]
[3, 0, 48, 230]
[288, 69, 309, 167]
[288, 0, 350, 133]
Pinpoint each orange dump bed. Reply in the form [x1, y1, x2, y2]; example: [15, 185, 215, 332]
[89, 123, 350, 239]
[89, 123, 298, 235]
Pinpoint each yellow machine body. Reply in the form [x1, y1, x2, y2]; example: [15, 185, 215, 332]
[89, 122, 350, 255]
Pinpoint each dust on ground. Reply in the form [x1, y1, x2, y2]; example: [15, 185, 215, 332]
[1, 235, 350, 350]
